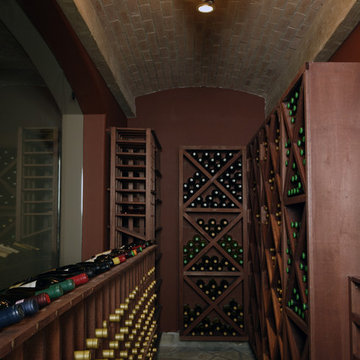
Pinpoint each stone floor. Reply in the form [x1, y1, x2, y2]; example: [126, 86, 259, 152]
[157, 332, 256, 360]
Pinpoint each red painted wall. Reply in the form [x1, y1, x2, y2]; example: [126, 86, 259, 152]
[130, 88, 265, 331]
[330, 23, 360, 61]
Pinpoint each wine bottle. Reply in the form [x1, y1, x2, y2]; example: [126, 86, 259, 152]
[4, 283, 63, 301]
[196, 279, 205, 290]
[194, 304, 202, 317]
[21, 277, 75, 294]
[0, 305, 25, 329]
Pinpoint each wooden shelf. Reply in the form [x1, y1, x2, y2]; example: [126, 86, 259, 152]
[110, 128, 161, 248]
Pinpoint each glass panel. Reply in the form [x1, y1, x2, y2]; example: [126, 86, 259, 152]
[0, 20, 61, 290]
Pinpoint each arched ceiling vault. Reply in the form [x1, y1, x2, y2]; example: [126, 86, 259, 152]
[56, 0, 360, 117]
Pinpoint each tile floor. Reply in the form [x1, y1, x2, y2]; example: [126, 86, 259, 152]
[157, 332, 256, 360]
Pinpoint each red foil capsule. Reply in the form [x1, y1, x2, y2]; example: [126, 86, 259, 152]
[69, 273, 89, 286]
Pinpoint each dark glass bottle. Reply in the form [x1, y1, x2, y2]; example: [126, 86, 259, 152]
[0, 304, 25, 329]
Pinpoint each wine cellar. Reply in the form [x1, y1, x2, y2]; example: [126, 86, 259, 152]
[179, 146, 248, 341]
[1, 1, 360, 358]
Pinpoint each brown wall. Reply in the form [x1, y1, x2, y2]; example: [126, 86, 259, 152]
[330, 22, 360, 61]
[130, 87, 264, 331]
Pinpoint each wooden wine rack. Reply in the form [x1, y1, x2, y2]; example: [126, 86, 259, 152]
[0, 246, 159, 360]
[247, 62, 360, 359]
[179, 146, 248, 341]
[110, 128, 161, 248]
[16, 127, 59, 262]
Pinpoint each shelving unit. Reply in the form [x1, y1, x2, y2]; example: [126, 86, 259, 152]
[179, 146, 248, 341]
[15, 127, 59, 262]
[246, 63, 360, 359]
[109, 128, 161, 248]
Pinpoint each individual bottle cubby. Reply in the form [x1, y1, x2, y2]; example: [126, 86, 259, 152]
[110, 128, 161, 248]
[180, 146, 247, 341]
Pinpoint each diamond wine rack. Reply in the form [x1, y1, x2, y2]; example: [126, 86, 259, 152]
[179, 146, 248, 341]
[246, 62, 360, 360]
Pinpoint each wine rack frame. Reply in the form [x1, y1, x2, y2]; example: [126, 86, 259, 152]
[0, 246, 159, 360]
[110, 128, 161, 248]
[16, 127, 59, 260]
[179, 146, 248, 341]
[247, 62, 360, 359]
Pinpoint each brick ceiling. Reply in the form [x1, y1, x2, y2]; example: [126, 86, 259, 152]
[56, 0, 360, 117]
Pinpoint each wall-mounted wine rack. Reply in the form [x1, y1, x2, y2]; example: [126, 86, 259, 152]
[246, 62, 360, 359]
[16, 127, 59, 265]
[110, 128, 161, 249]
[179, 146, 248, 341]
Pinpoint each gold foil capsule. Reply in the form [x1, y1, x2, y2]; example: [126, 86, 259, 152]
[119, 303, 128, 310]
[128, 333, 135, 340]
[119, 327, 129, 334]
[74, 350, 92, 360]
[102, 349, 115, 358]
[109, 341, 119, 349]
[95, 328, 108, 338]
[124, 341, 132, 349]
[125, 319, 133, 326]
[115, 308, 125, 316]
[86, 338, 99, 349]
[109, 314, 121, 322]
[118, 350, 128, 358]
[114, 333, 125, 341]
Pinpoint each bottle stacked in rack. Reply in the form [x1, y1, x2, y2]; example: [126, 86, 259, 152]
[183, 304, 203, 329]
[218, 235, 244, 266]
[183, 171, 207, 203]
[188, 189, 236, 208]
[223, 299, 244, 329]
[286, 91, 299, 125]
[190, 151, 234, 174]
[196, 218, 228, 238]
[189, 255, 236, 272]
[287, 162, 304, 197]
[196, 279, 230, 301]
[217, 160, 243, 202]
[74, 267, 159, 360]
[190, 317, 239, 337]
[183, 235, 207, 265]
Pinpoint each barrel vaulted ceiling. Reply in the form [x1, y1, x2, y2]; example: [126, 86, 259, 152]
[56, 0, 360, 117]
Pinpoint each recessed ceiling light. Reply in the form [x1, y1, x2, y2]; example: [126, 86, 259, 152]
[197, 0, 215, 13]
